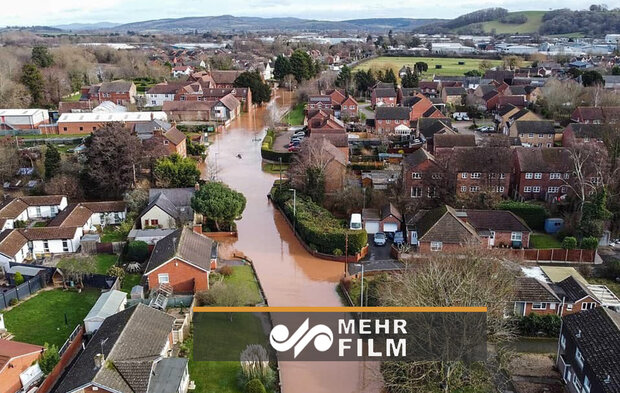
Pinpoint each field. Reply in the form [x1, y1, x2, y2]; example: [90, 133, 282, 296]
[354, 56, 504, 77]
[478, 11, 546, 35]
[4, 289, 100, 347]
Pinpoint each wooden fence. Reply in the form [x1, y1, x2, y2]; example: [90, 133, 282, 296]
[509, 248, 596, 263]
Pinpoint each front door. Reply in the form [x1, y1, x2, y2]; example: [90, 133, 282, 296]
[489, 231, 495, 247]
[410, 231, 418, 246]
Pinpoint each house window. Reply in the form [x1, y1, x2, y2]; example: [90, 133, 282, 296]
[469, 186, 479, 192]
[566, 304, 573, 311]
[534, 173, 542, 179]
[561, 187, 566, 193]
[43, 241, 49, 253]
[471, 173, 481, 179]
[427, 187, 436, 198]
[532, 186, 541, 193]
[150, 219, 159, 226]
[79, 126, 84, 131]
[499, 173, 506, 179]
[158, 273, 170, 284]
[461, 173, 468, 179]
[550, 173, 561, 179]
[386, 120, 391, 124]
[35, 207, 42, 217]
[538, 134, 544, 138]
[575, 347, 584, 368]
[496, 186, 505, 193]
[411, 187, 422, 198]
[62, 240, 69, 252]
[573, 374, 583, 391]
[430, 241, 443, 251]
[528, 133, 533, 138]
[548, 187, 559, 193]
[431, 173, 441, 180]
[532, 302, 547, 310]
[564, 173, 570, 179]
[412, 172, 421, 179]
[511, 232, 522, 242]
[461, 186, 467, 192]
[546, 143, 552, 148]
[525, 173, 533, 179]
[584, 376, 591, 393]
[524, 186, 532, 192]
[560, 334, 566, 349]
[581, 302, 595, 310]
[63, 127, 68, 132]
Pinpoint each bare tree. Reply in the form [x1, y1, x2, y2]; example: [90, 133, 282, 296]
[288, 139, 338, 202]
[562, 144, 609, 216]
[0, 145, 19, 183]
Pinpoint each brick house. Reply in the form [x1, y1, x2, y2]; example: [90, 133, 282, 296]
[371, 87, 397, 108]
[134, 120, 187, 158]
[448, 147, 512, 198]
[308, 95, 333, 110]
[510, 120, 557, 147]
[553, 276, 601, 317]
[556, 307, 620, 393]
[441, 87, 466, 106]
[361, 203, 402, 234]
[562, 123, 607, 147]
[0, 339, 44, 393]
[418, 81, 439, 96]
[144, 227, 217, 293]
[340, 96, 359, 118]
[570, 106, 620, 124]
[405, 205, 482, 252]
[402, 148, 448, 203]
[375, 107, 411, 134]
[432, 134, 476, 156]
[56, 112, 168, 134]
[319, 139, 347, 194]
[404, 93, 443, 123]
[307, 111, 346, 134]
[163, 101, 213, 122]
[459, 209, 532, 248]
[417, 117, 455, 152]
[513, 148, 571, 201]
[501, 108, 541, 136]
[209, 70, 244, 88]
[80, 80, 137, 105]
[513, 277, 562, 317]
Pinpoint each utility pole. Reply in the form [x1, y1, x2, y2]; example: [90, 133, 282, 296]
[360, 262, 365, 307]
[278, 157, 283, 190]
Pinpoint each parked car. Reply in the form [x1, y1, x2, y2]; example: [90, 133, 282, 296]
[452, 112, 468, 121]
[374, 232, 387, 246]
[292, 132, 306, 138]
[393, 231, 405, 246]
[289, 141, 301, 147]
[477, 126, 494, 133]
[288, 146, 300, 152]
[350, 213, 362, 230]
[290, 137, 304, 142]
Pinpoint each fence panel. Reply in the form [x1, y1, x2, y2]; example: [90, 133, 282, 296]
[15, 282, 30, 300]
[2, 288, 18, 308]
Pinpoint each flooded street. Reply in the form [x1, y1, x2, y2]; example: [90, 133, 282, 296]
[202, 91, 381, 393]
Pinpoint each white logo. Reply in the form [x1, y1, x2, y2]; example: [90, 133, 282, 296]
[269, 318, 333, 358]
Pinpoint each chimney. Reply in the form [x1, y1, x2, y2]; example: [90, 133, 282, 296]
[94, 353, 105, 369]
[192, 224, 202, 235]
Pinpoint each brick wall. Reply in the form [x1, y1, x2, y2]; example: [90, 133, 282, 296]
[146, 258, 209, 293]
[38, 327, 85, 393]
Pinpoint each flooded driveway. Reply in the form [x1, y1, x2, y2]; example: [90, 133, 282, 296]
[202, 92, 381, 393]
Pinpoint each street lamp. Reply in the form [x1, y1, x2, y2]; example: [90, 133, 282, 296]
[278, 157, 283, 190]
[288, 188, 296, 217]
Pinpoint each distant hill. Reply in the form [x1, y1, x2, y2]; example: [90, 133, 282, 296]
[55, 22, 121, 31]
[111, 15, 443, 33]
[467, 11, 546, 35]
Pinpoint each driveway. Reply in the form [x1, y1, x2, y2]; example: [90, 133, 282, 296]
[272, 129, 295, 153]
[347, 234, 403, 276]
[358, 103, 374, 120]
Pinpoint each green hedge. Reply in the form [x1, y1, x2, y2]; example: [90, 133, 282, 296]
[497, 201, 548, 231]
[271, 185, 367, 255]
[517, 314, 561, 337]
[261, 129, 293, 163]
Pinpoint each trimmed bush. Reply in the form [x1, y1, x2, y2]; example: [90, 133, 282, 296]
[518, 314, 561, 337]
[219, 265, 233, 276]
[261, 129, 293, 163]
[562, 236, 577, 250]
[13, 272, 24, 285]
[497, 201, 548, 230]
[333, 248, 343, 256]
[126, 241, 149, 263]
[580, 236, 599, 250]
[246, 379, 267, 393]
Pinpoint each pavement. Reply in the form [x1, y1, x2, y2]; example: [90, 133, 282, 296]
[272, 129, 295, 153]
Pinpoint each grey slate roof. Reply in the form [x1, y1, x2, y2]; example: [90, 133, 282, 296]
[99, 80, 134, 94]
[375, 106, 410, 121]
[144, 227, 215, 274]
[562, 307, 620, 391]
[463, 210, 531, 233]
[140, 188, 195, 224]
[410, 205, 480, 244]
[514, 120, 556, 135]
[149, 358, 188, 393]
[554, 276, 595, 303]
[374, 88, 397, 98]
[54, 303, 175, 393]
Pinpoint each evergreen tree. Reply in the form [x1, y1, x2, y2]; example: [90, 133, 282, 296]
[31, 46, 54, 68]
[20, 64, 44, 107]
[233, 71, 272, 104]
[44, 144, 61, 180]
[382, 68, 397, 87]
[335, 65, 352, 90]
[273, 54, 292, 80]
[290, 49, 313, 82]
[401, 68, 419, 88]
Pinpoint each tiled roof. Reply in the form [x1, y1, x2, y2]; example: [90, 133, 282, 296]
[0, 229, 28, 257]
[463, 210, 531, 233]
[515, 147, 571, 172]
[20, 226, 79, 240]
[19, 195, 66, 206]
[218, 93, 240, 111]
[0, 339, 43, 372]
[564, 123, 607, 139]
[0, 198, 28, 219]
[403, 148, 435, 169]
[210, 70, 243, 85]
[450, 146, 512, 173]
[554, 276, 595, 303]
[162, 101, 214, 112]
[48, 204, 93, 227]
[514, 120, 556, 135]
[562, 308, 620, 391]
[81, 201, 127, 213]
[434, 134, 476, 148]
[144, 227, 215, 274]
[514, 277, 560, 303]
[98, 80, 134, 94]
[417, 117, 453, 139]
[412, 205, 480, 244]
[375, 107, 410, 121]
[374, 88, 397, 98]
[147, 82, 190, 95]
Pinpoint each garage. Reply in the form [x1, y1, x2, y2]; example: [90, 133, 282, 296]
[383, 222, 399, 233]
[365, 221, 380, 234]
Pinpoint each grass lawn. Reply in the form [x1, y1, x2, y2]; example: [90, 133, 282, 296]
[33, 222, 47, 227]
[95, 254, 118, 274]
[62, 92, 81, 102]
[354, 56, 505, 77]
[4, 289, 100, 347]
[285, 103, 305, 125]
[530, 233, 563, 249]
[589, 278, 620, 298]
[223, 265, 263, 305]
[17, 133, 90, 140]
[121, 273, 142, 294]
[479, 11, 546, 34]
[187, 336, 243, 393]
[100, 226, 128, 242]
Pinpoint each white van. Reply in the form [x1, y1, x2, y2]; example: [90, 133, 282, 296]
[350, 213, 362, 230]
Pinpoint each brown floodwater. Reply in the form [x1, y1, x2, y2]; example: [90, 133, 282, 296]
[202, 91, 382, 393]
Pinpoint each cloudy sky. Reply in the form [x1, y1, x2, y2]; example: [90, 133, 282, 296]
[3, 0, 590, 26]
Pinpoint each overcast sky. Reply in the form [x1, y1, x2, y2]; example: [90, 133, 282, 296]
[3, 0, 592, 26]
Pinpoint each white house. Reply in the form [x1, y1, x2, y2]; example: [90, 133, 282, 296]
[81, 201, 127, 226]
[20, 226, 83, 259]
[21, 195, 68, 220]
[172, 65, 194, 78]
[138, 188, 196, 229]
[83, 289, 127, 335]
[0, 230, 30, 269]
[146, 83, 183, 107]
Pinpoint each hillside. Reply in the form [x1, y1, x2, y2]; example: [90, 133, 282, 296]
[476, 11, 545, 34]
[112, 15, 442, 33]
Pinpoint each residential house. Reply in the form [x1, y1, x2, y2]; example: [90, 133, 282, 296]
[502, 108, 542, 136]
[309, 132, 349, 162]
[163, 101, 213, 122]
[404, 93, 443, 123]
[319, 139, 347, 194]
[450, 147, 512, 198]
[556, 307, 620, 393]
[200, 88, 252, 112]
[134, 120, 187, 158]
[55, 303, 190, 393]
[144, 227, 217, 293]
[417, 117, 455, 151]
[484, 70, 514, 84]
[308, 96, 333, 111]
[0, 339, 44, 393]
[83, 289, 127, 335]
[80, 80, 137, 105]
[571, 106, 620, 124]
[339, 95, 359, 119]
[458, 209, 531, 248]
[375, 107, 411, 135]
[371, 87, 397, 108]
[432, 134, 476, 156]
[513, 148, 571, 201]
[441, 87, 466, 106]
[418, 81, 439, 97]
[402, 148, 444, 202]
[56, 112, 168, 134]
[361, 203, 402, 234]
[172, 65, 194, 77]
[209, 70, 244, 88]
[0, 109, 49, 130]
[139, 188, 196, 229]
[0, 229, 31, 265]
[146, 82, 191, 107]
[495, 104, 520, 130]
[497, 95, 526, 109]
[510, 120, 557, 147]
[0, 226, 83, 267]
[513, 277, 562, 317]
[210, 93, 241, 124]
[307, 111, 346, 134]
[553, 276, 601, 316]
[0, 195, 68, 230]
[49, 202, 126, 231]
[405, 205, 481, 252]
[562, 123, 607, 147]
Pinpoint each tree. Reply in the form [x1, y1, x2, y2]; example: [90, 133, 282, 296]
[381, 68, 397, 87]
[354, 69, 376, 95]
[290, 49, 314, 83]
[288, 140, 341, 203]
[124, 188, 149, 213]
[273, 55, 292, 80]
[39, 344, 60, 375]
[612, 66, 620, 76]
[502, 55, 523, 70]
[56, 256, 97, 287]
[191, 182, 247, 231]
[335, 65, 352, 91]
[20, 63, 44, 107]
[464, 69, 483, 77]
[0, 145, 19, 183]
[32, 46, 54, 68]
[186, 137, 206, 156]
[45, 174, 83, 200]
[81, 123, 141, 199]
[13, 272, 24, 285]
[233, 71, 272, 104]
[414, 61, 428, 74]
[581, 70, 605, 87]
[400, 68, 419, 88]
[44, 144, 61, 180]
[126, 240, 149, 262]
[478, 59, 493, 72]
[153, 153, 201, 188]
[209, 54, 233, 70]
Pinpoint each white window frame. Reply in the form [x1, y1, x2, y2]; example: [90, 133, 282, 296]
[430, 241, 443, 251]
[158, 273, 170, 284]
[560, 334, 566, 349]
[461, 173, 468, 179]
[411, 187, 422, 198]
[511, 232, 523, 242]
[581, 302, 595, 310]
[524, 186, 532, 192]
[460, 186, 467, 192]
[471, 172, 481, 179]
[62, 240, 69, 252]
[548, 186, 559, 193]
[584, 376, 591, 393]
[525, 173, 533, 179]
[532, 302, 547, 310]
[575, 347, 584, 369]
[412, 172, 421, 179]
[534, 173, 542, 179]
[532, 186, 541, 193]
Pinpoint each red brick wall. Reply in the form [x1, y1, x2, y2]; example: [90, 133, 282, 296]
[493, 231, 530, 248]
[560, 296, 599, 317]
[455, 172, 510, 197]
[523, 302, 560, 316]
[380, 216, 402, 232]
[146, 258, 209, 293]
[375, 118, 408, 133]
[515, 172, 567, 200]
[418, 242, 469, 253]
[38, 327, 85, 393]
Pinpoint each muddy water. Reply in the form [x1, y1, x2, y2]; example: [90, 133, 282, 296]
[203, 92, 381, 393]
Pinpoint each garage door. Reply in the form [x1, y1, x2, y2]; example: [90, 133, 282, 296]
[365, 221, 380, 234]
[383, 223, 399, 233]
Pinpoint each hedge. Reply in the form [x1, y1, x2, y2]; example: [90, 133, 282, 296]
[497, 201, 548, 230]
[261, 129, 293, 163]
[271, 185, 367, 255]
[517, 314, 561, 337]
